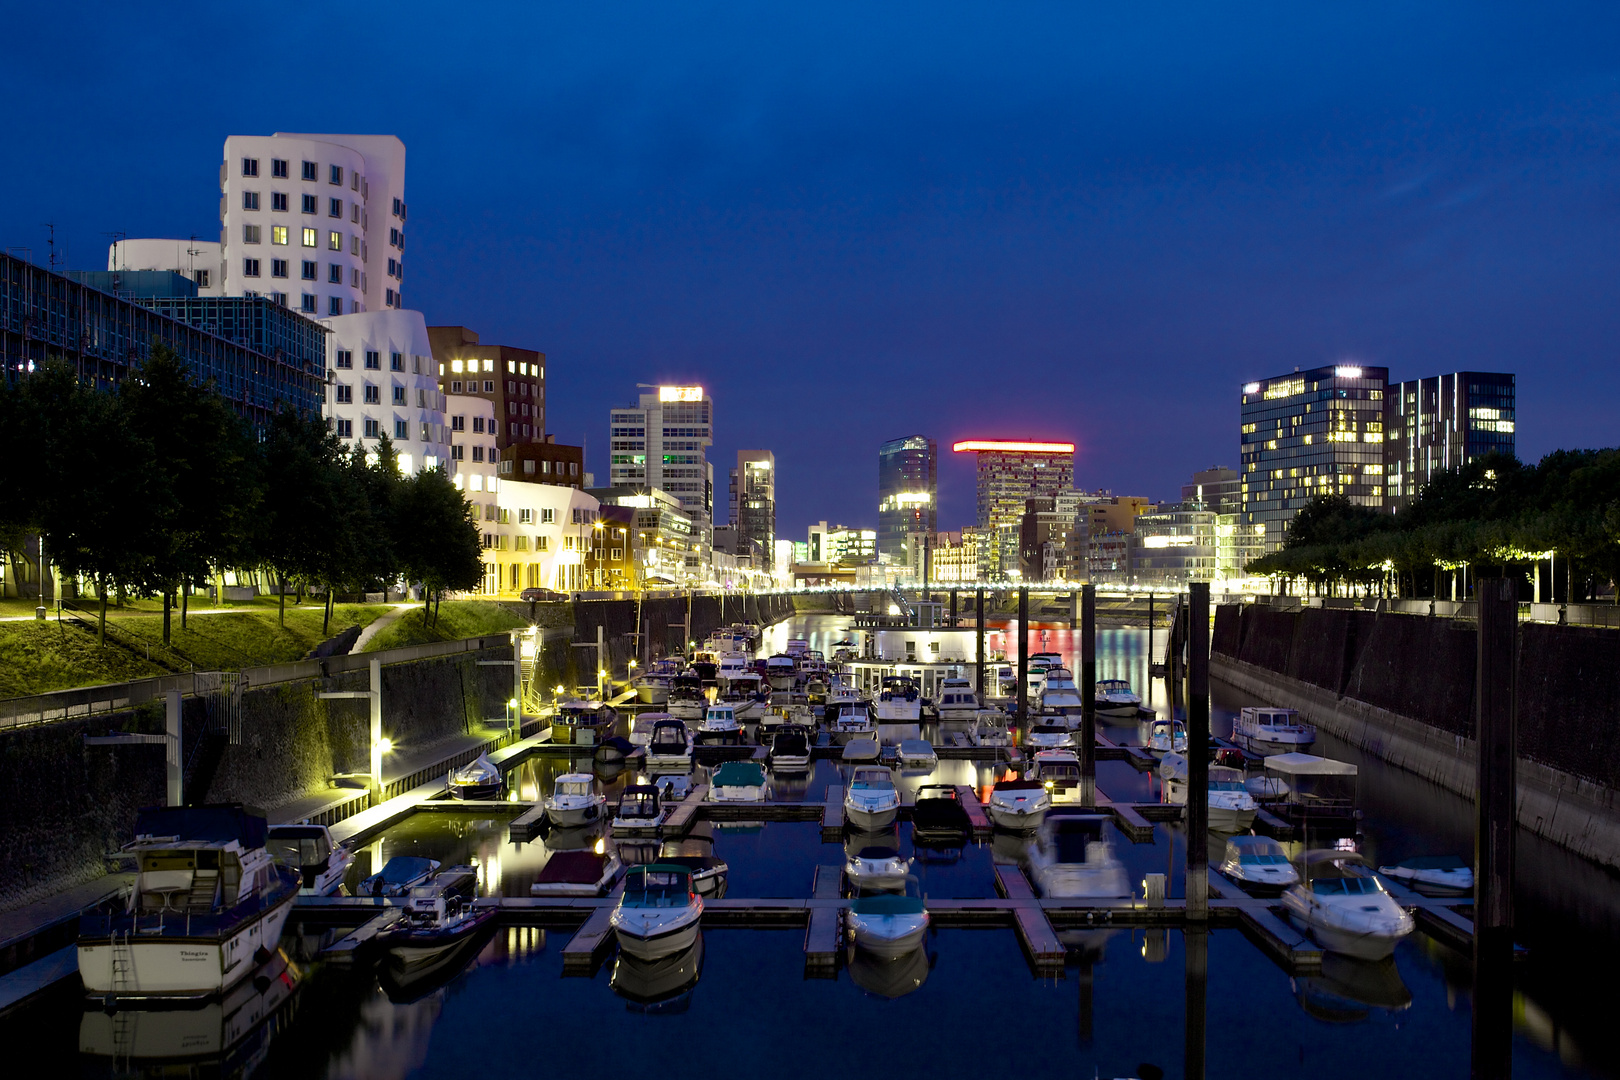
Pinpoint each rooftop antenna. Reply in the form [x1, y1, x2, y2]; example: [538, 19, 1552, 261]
[44, 223, 58, 271]
[104, 230, 127, 271]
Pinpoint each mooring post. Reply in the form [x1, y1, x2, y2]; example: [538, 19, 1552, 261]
[949, 589, 957, 626]
[1069, 591, 1079, 631]
[1185, 925, 1208, 1080]
[1146, 592, 1155, 705]
[1080, 584, 1097, 805]
[165, 690, 183, 807]
[975, 587, 986, 702]
[1473, 576, 1516, 1080]
[369, 658, 383, 802]
[1186, 582, 1210, 920]
[1017, 587, 1029, 721]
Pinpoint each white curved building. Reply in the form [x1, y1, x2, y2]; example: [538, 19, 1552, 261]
[324, 309, 447, 475]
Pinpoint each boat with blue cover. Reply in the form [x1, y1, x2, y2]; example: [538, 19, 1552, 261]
[610, 864, 705, 960]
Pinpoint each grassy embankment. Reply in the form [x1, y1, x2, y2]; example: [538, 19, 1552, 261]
[360, 600, 565, 652]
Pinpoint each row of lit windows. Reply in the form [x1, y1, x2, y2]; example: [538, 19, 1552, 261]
[241, 224, 359, 256]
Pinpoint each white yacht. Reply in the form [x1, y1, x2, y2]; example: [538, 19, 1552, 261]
[1234, 706, 1317, 753]
[988, 778, 1051, 831]
[846, 893, 929, 958]
[717, 652, 752, 681]
[610, 864, 705, 961]
[767, 725, 812, 771]
[1219, 835, 1299, 893]
[698, 703, 741, 741]
[935, 678, 981, 721]
[708, 760, 767, 802]
[1281, 852, 1414, 961]
[969, 711, 1013, 748]
[719, 676, 768, 721]
[1028, 748, 1084, 804]
[844, 766, 901, 829]
[1376, 856, 1474, 897]
[544, 772, 608, 827]
[634, 672, 672, 705]
[1148, 718, 1188, 757]
[612, 785, 673, 835]
[1027, 811, 1131, 899]
[828, 701, 876, 742]
[630, 711, 673, 747]
[266, 823, 352, 896]
[1158, 755, 1258, 832]
[1094, 678, 1143, 717]
[1038, 667, 1085, 720]
[898, 739, 937, 769]
[764, 655, 798, 691]
[78, 805, 301, 1002]
[1026, 723, 1074, 750]
[666, 677, 707, 722]
[645, 718, 694, 768]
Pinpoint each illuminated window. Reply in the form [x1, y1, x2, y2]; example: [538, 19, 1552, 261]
[328, 231, 342, 251]
[271, 225, 288, 245]
[302, 227, 318, 247]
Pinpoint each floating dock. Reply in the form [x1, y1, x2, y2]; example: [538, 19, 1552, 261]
[803, 866, 843, 976]
[994, 865, 1065, 975]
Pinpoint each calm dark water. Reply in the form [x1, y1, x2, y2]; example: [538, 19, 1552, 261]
[10, 615, 1610, 1078]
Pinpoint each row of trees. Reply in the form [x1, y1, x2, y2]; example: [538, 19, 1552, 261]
[1247, 450, 1620, 600]
[0, 349, 485, 643]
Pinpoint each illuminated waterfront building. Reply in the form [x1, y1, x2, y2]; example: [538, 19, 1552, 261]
[1387, 372, 1516, 503]
[878, 435, 937, 570]
[729, 450, 776, 560]
[951, 440, 1075, 578]
[609, 385, 714, 577]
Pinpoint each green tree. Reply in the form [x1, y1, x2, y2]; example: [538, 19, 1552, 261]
[395, 466, 485, 626]
[258, 407, 346, 627]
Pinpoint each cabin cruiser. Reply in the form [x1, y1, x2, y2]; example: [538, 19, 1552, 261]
[988, 778, 1051, 831]
[1376, 855, 1474, 897]
[823, 679, 866, 711]
[1158, 755, 1258, 832]
[1027, 811, 1131, 899]
[645, 718, 695, 768]
[767, 725, 812, 772]
[804, 678, 828, 705]
[612, 785, 673, 835]
[1234, 706, 1316, 753]
[1028, 749, 1084, 804]
[1219, 835, 1299, 893]
[844, 765, 901, 829]
[78, 805, 302, 1001]
[1026, 723, 1074, 750]
[447, 753, 503, 800]
[552, 700, 619, 746]
[898, 739, 937, 769]
[1147, 718, 1188, 757]
[910, 785, 972, 845]
[1281, 851, 1414, 960]
[611, 864, 705, 961]
[667, 676, 707, 721]
[698, 703, 742, 742]
[760, 701, 814, 736]
[846, 892, 929, 958]
[845, 835, 913, 891]
[531, 847, 625, 896]
[1255, 753, 1361, 838]
[379, 865, 495, 985]
[634, 671, 672, 705]
[717, 652, 753, 682]
[1038, 667, 1085, 719]
[266, 823, 352, 896]
[1024, 655, 1058, 699]
[935, 678, 981, 721]
[545, 773, 608, 826]
[765, 654, 798, 691]
[848, 940, 929, 999]
[785, 637, 811, 658]
[719, 677, 768, 721]
[828, 701, 877, 742]
[708, 760, 767, 802]
[969, 711, 1013, 748]
[1094, 678, 1143, 717]
[360, 855, 440, 898]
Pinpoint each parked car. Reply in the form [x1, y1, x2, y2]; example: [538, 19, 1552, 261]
[521, 587, 565, 603]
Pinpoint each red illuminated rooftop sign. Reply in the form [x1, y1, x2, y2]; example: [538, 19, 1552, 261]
[952, 440, 1075, 454]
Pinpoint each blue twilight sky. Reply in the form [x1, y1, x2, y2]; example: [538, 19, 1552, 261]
[4, 3, 1618, 536]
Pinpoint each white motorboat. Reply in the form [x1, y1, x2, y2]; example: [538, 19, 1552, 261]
[1094, 678, 1143, 717]
[630, 711, 672, 747]
[935, 678, 981, 721]
[531, 847, 625, 896]
[1038, 667, 1085, 719]
[823, 680, 866, 710]
[78, 805, 301, 1002]
[996, 665, 1020, 698]
[612, 785, 673, 834]
[846, 893, 929, 958]
[842, 738, 880, 762]
[266, 823, 352, 896]
[645, 718, 694, 768]
[552, 700, 619, 746]
[610, 935, 704, 1012]
[359, 855, 440, 897]
[767, 725, 812, 771]
[720, 678, 768, 721]
[1158, 756, 1258, 832]
[708, 760, 768, 802]
[666, 677, 707, 722]
[988, 778, 1051, 831]
[1282, 851, 1414, 960]
[698, 703, 742, 741]
[1148, 718, 1188, 757]
[1026, 723, 1074, 750]
[898, 739, 937, 769]
[1027, 811, 1131, 899]
[1234, 706, 1317, 754]
[545, 772, 608, 827]
[1028, 748, 1084, 804]
[447, 753, 503, 800]
[969, 711, 1013, 748]
[828, 701, 876, 742]
[845, 840, 913, 891]
[379, 865, 496, 972]
[610, 864, 705, 961]
[634, 672, 672, 705]
[1376, 855, 1474, 897]
[1219, 835, 1299, 893]
[764, 655, 798, 691]
[717, 652, 752, 681]
[1257, 753, 1361, 838]
[844, 765, 901, 829]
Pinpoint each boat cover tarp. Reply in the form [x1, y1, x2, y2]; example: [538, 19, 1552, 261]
[711, 761, 765, 786]
[1264, 753, 1358, 776]
[536, 851, 609, 884]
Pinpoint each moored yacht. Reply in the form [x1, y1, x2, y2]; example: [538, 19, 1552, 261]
[610, 864, 705, 961]
[935, 678, 981, 721]
[1158, 755, 1258, 832]
[447, 753, 503, 800]
[1234, 706, 1317, 753]
[378, 866, 496, 995]
[767, 725, 812, 772]
[612, 785, 673, 835]
[666, 676, 707, 722]
[266, 823, 352, 896]
[552, 700, 619, 746]
[846, 893, 929, 958]
[698, 703, 742, 742]
[765, 654, 798, 691]
[1148, 718, 1188, 757]
[1219, 835, 1299, 893]
[78, 805, 301, 1002]
[1027, 811, 1131, 899]
[645, 718, 695, 768]
[844, 765, 901, 829]
[544, 772, 608, 827]
[634, 671, 672, 705]
[707, 760, 767, 802]
[1094, 678, 1143, 717]
[988, 778, 1051, 831]
[1028, 748, 1084, 804]
[1281, 851, 1414, 960]
[827, 701, 877, 743]
[1038, 667, 1084, 720]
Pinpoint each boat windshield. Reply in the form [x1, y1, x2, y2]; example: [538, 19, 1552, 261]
[1310, 876, 1382, 895]
[1210, 781, 1247, 792]
[851, 772, 895, 791]
[1040, 765, 1081, 781]
[558, 781, 591, 797]
[266, 835, 328, 865]
[623, 868, 692, 906]
[1239, 853, 1289, 865]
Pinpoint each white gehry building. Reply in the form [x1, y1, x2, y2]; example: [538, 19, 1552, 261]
[323, 309, 448, 475]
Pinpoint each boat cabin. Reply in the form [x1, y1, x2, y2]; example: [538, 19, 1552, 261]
[617, 786, 665, 822]
[849, 766, 896, 793]
[622, 864, 696, 907]
[648, 719, 691, 755]
[1260, 753, 1359, 833]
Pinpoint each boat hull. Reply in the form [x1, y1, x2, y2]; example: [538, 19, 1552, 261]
[846, 912, 929, 958]
[1208, 805, 1258, 833]
[613, 911, 702, 961]
[636, 685, 670, 705]
[449, 780, 503, 801]
[79, 891, 297, 1001]
[844, 802, 898, 830]
[988, 803, 1048, 832]
[544, 800, 604, 827]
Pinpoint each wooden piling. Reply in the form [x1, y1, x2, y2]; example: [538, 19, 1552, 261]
[1473, 577, 1517, 1079]
[1186, 582, 1209, 920]
[1017, 587, 1029, 721]
[1080, 584, 1097, 800]
[975, 586, 986, 702]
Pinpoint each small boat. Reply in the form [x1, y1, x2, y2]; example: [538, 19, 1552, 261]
[653, 852, 729, 898]
[765, 654, 798, 691]
[910, 784, 972, 844]
[1038, 667, 1084, 718]
[846, 893, 929, 958]
[1028, 748, 1083, 804]
[448, 753, 502, 800]
[359, 855, 441, 898]
[988, 778, 1051, 832]
[612, 785, 672, 835]
[634, 672, 672, 705]
[552, 700, 620, 746]
[667, 676, 707, 721]
[767, 725, 812, 771]
[544, 772, 608, 826]
[708, 760, 767, 802]
[610, 864, 705, 961]
[1377, 855, 1474, 897]
[828, 701, 877, 742]
[375, 866, 494, 1003]
[935, 677, 982, 721]
[594, 736, 640, 764]
[611, 935, 705, 1012]
[1158, 755, 1258, 832]
[630, 711, 672, 746]
[645, 718, 694, 768]
[1026, 723, 1074, 750]
[266, 823, 353, 896]
[841, 737, 879, 763]
[1147, 718, 1188, 757]
[844, 765, 901, 829]
[1094, 678, 1143, 717]
[1234, 706, 1316, 754]
[969, 711, 1013, 748]
[1027, 811, 1131, 899]
[698, 703, 741, 742]
[530, 848, 625, 896]
[804, 678, 829, 705]
[1281, 851, 1414, 961]
[717, 652, 752, 682]
[898, 738, 937, 769]
[1255, 753, 1361, 837]
[653, 774, 695, 802]
[1218, 835, 1299, 893]
[845, 838, 912, 891]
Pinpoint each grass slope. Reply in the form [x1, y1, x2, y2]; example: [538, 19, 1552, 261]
[0, 621, 169, 697]
[362, 601, 529, 652]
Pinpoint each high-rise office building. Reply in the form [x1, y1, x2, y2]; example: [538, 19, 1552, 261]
[952, 439, 1075, 578]
[427, 326, 546, 450]
[1239, 364, 1390, 551]
[1181, 466, 1243, 514]
[878, 435, 937, 566]
[1387, 372, 1516, 502]
[729, 450, 776, 561]
[609, 386, 714, 577]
